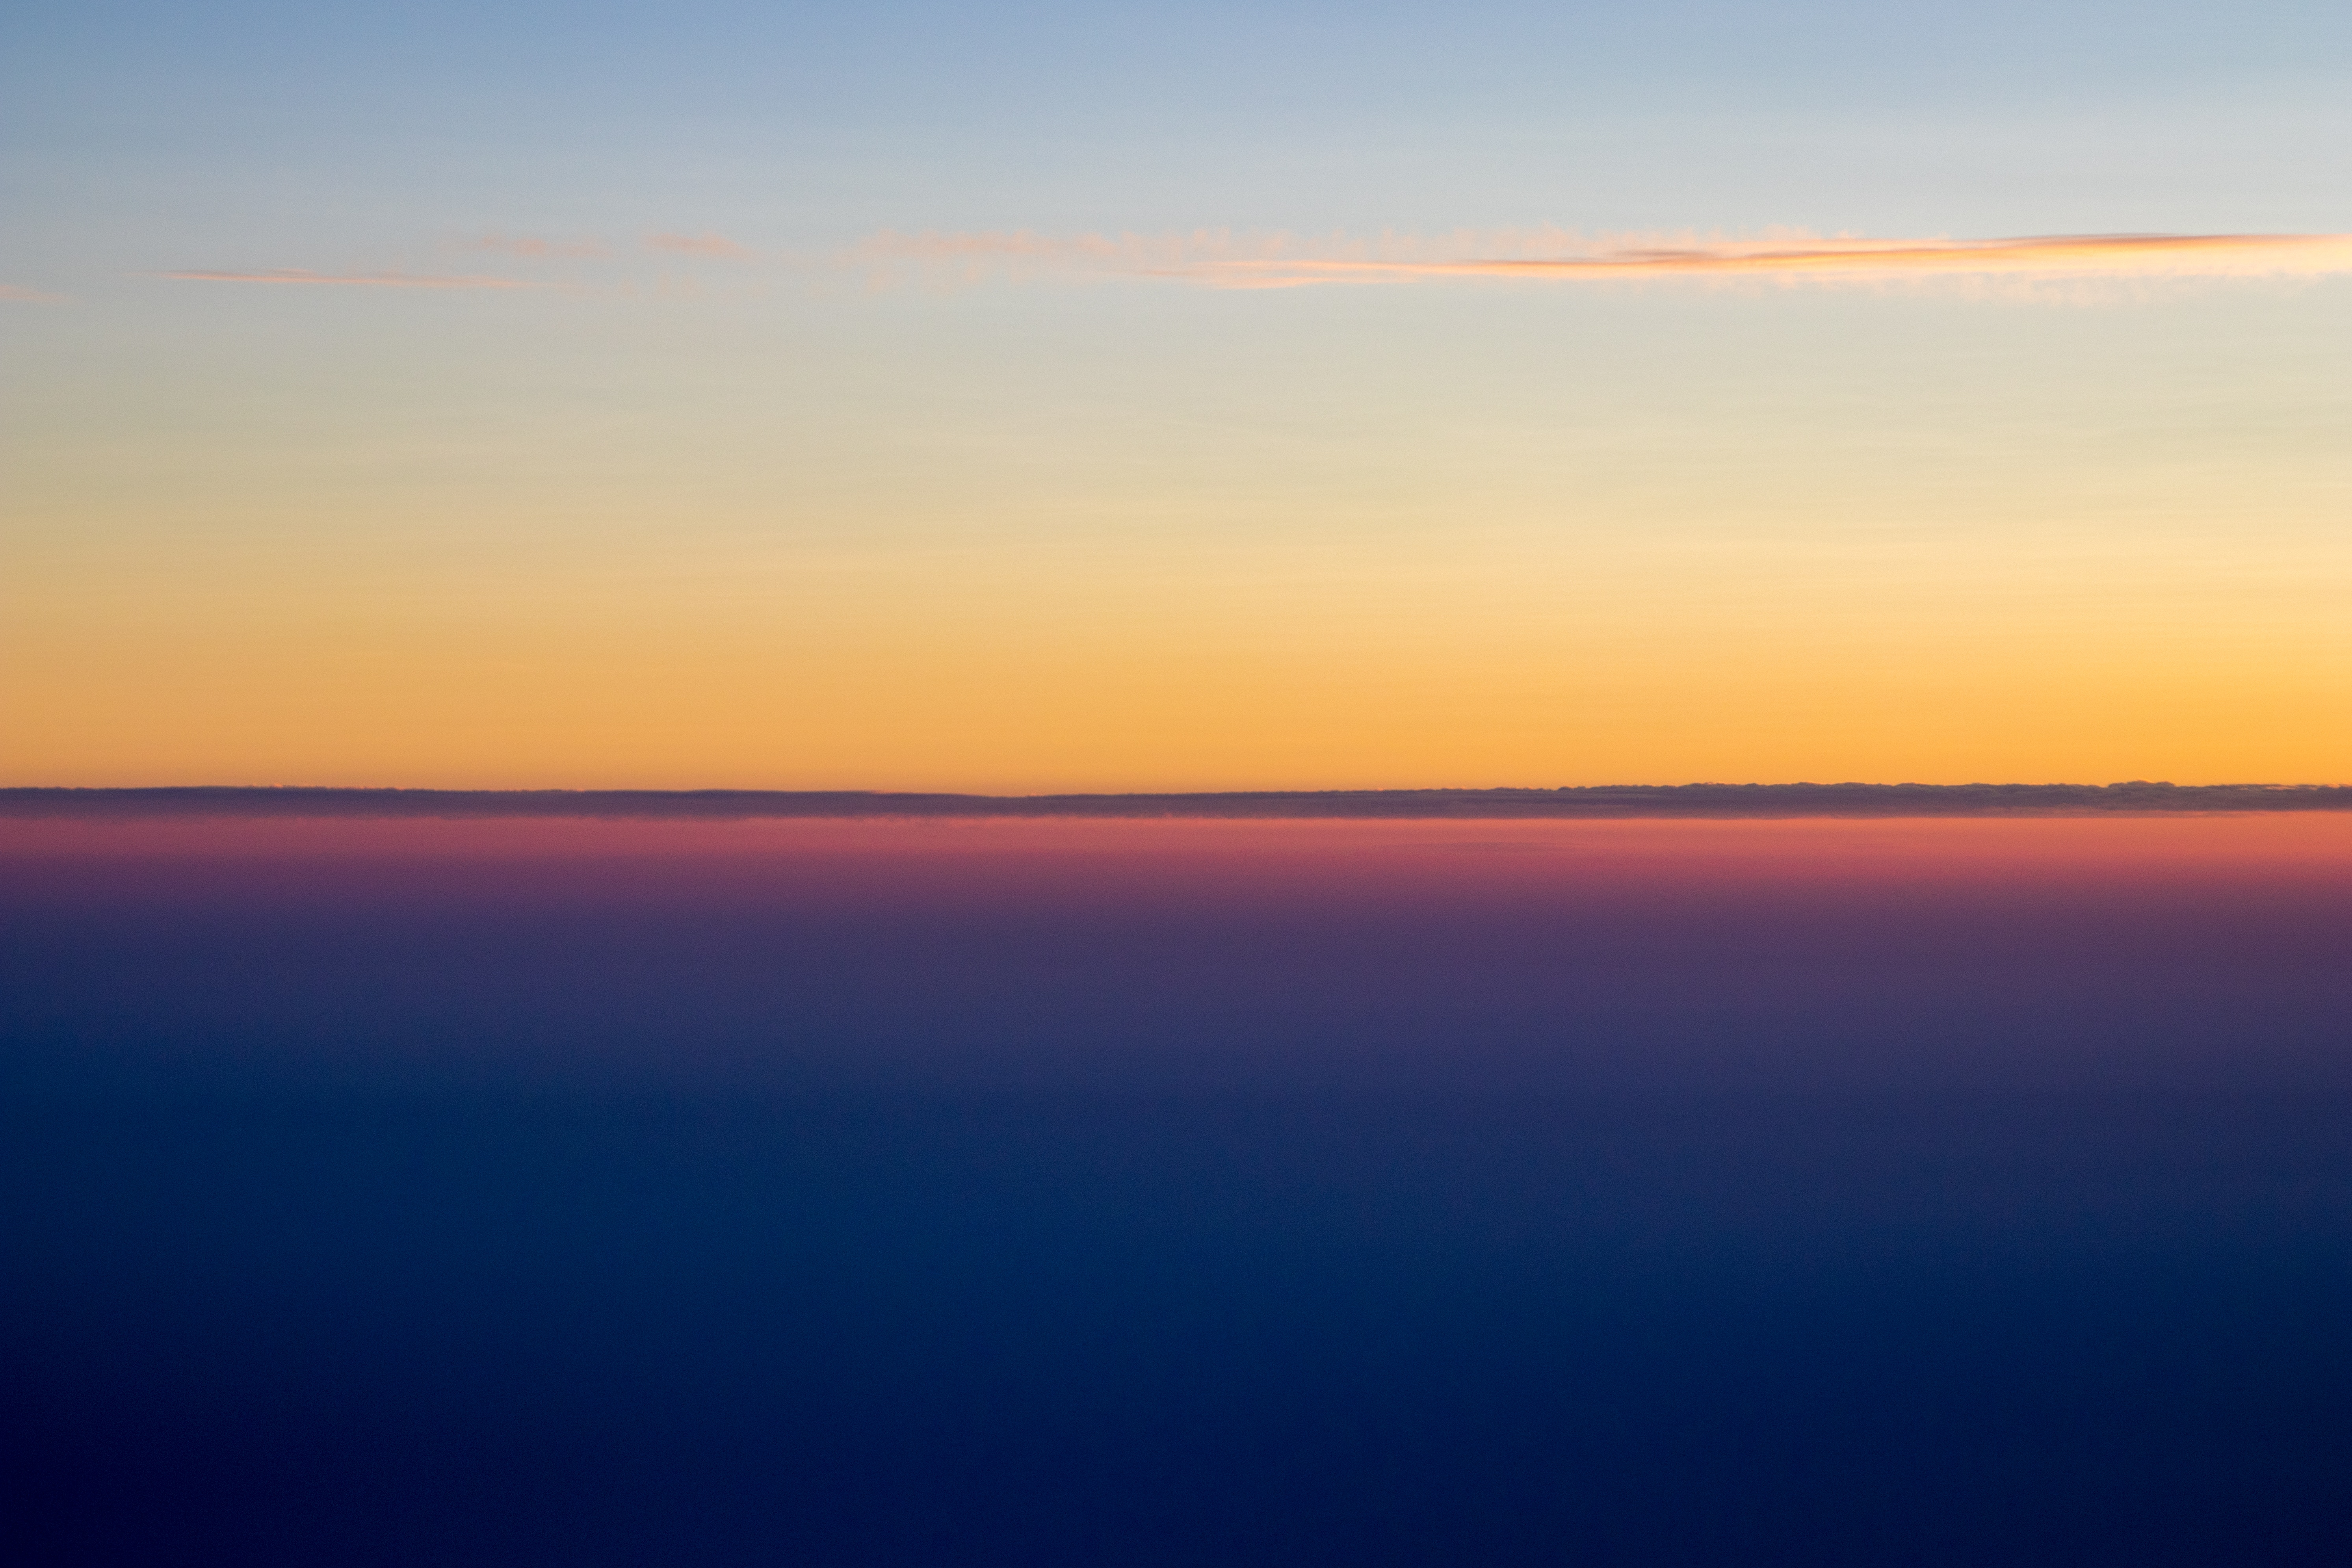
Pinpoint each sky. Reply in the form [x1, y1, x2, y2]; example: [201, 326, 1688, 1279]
[5, 1, 2349, 790]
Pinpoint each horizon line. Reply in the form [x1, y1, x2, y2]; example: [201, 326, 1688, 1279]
[6, 783, 2351, 821]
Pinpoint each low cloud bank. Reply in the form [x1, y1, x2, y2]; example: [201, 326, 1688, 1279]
[7, 784, 2349, 820]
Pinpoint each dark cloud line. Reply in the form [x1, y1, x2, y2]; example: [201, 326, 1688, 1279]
[5, 784, 2348, 821]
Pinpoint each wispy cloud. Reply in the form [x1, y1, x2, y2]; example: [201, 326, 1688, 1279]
[853, 229, 2352, 291]
[647, 232, 751, 258]
[462, 233, 606, 259]
[161, 269, 546, 289]
[155, 229, 2352, 304]
[0, 282, 67, 303]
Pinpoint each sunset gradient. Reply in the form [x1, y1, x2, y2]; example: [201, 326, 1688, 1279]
[7, 2, 2350, 790]
[10, 9, 2352, 1562]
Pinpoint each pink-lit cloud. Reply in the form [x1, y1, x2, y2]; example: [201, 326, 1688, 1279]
[161, 269, 546, 289]
[0, 282, 67, 303]
[462, 233, 607, 258]
[647, 232, 751, 258]
[852, 229, 2352, 290]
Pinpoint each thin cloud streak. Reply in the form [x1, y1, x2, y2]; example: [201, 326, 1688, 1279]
[462, 233, 607, 258]
[1, 282, 67, 302]
[647, 232, 751, 258]
[854, 229, 2352, 290]
[153, 230, 2352, 303]
[161, 269, 546, 289]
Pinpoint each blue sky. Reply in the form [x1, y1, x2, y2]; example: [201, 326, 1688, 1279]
[11, 1, 2350, 271]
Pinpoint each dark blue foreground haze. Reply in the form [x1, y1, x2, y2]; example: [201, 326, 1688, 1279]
[5, 819, 2350, 1564]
